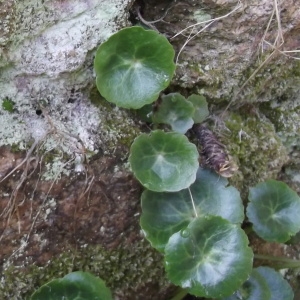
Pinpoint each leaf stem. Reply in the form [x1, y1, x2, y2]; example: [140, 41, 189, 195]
[254, 254, 300, 268]
[169, 287, 188, 300]
[188, 187, 198, 218]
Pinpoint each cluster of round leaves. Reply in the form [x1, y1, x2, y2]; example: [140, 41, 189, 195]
[141, 168, 253, 298]
[140, 169, 299, 299]
[94, 26, 299, 299]
[152, 93, 209, 134]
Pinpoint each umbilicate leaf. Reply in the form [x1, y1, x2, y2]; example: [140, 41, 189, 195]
[129, 130, 199, 192]
[30, 271, 112, 300]
[140, 168, 243, 251]
[165, 216, 253, 298]
[223, 267, 293, 300]
[222, 269, 270, 300]
[152, 93, 195, 133]
[256, 267, 294, 300]
[246, 180, 300, 242]
[187, 94, 209, 123]
[94, 27, 175, 109]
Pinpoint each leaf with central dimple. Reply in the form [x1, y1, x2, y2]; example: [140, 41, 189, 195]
[151, 154, 177, 179]
[129, 130, 199, 192]
[140, 168, 243, 252]
[223, 267, 294, 300]
[164, 216, 253, 298]
[246, 180, 300, 242]
[94, 26, 176, 109]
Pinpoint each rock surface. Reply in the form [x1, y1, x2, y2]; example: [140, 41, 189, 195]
[1, 0, 300, 298]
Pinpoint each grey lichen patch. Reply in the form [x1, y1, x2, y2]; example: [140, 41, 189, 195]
[0, 0, 16, 49]
[6, 0, 131, 75]
[101, 106, 140, 152]
[232, 55, 300, 109]
[193, 9, 212, 23]
[222, 111, 288, 196]
[260, 103, 300, 155]
[0, 239, 169, 300]
[42, 156, 71, 181]
[89, 87, 141, 154]
[260, 96, 300, 193]
[0, 0, 134, 176]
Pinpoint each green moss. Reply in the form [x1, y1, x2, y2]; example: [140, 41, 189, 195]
[89, 85, 141, 152]
[89, 86, 112, 110]
[0, 239, 169, 299]
[222, 111, 288, 198]
[242, 55, 300, 105]
[10, 143, 22, 153]
[2, 98, 15, 112]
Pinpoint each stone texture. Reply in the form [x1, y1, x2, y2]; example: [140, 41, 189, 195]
[1, 0, 300, 298]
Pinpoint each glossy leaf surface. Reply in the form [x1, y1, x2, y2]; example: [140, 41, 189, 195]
[30, 271, 112, 300]
[94, 27, 175, 109]
[152, 93, 195, 133]
[223, 269, 270, 300]
[223, 267, 293, 300]
[129, 130, 199, 192]
[165, 216, 253, 298]
[246, 180, 300, 242]
[140, 168, 243, 251]
[187, 94, 209, 123]
[256, 267, 294, 300]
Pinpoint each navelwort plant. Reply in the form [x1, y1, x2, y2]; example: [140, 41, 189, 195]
[31, 26, 300, 299]
[94, 26, 300, 299]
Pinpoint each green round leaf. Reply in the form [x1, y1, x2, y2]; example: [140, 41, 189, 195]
[164, 216, 253, 298]
[223, 267, 294, 300]
[187, 94, 209, 123]
[256, 267, 294, 300]
[94, 26, 176, 109]
[246, 180, 300, 242]
[129, 130, 199, 192]
[222, 269, 271, 300]
[152, 93, 195, 133]
[30, 271, 112, 300]
[140, 168, 244, 252]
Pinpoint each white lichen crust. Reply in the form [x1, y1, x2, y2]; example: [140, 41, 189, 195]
[0, 0, 135, 179]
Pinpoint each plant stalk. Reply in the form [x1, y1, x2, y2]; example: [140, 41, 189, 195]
[169, 287, 188, 300]
[254, 254, 300, 268]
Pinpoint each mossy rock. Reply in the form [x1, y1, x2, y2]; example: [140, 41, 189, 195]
[1, 240, 171, 300]
[222, 111, 288, 198]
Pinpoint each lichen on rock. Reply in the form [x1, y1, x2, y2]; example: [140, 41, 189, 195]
[1, 239, 171, 300]
[222, 111, 289, 197]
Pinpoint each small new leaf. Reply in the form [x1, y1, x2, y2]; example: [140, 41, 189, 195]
[152, 93, 195, 134]
[187, 94, 209, 123]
